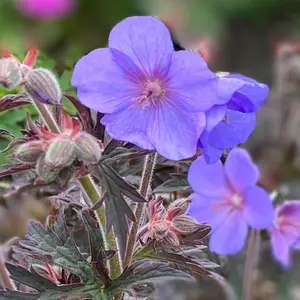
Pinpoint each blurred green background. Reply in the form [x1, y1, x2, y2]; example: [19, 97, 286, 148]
[2, 0, 300, 299]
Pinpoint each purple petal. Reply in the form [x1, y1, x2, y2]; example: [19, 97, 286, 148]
[224, 74, 269, 113]
[225, 148, 259, 193]
[277, 201, 300, 223]
[242, 186, 274, 229]
[165, 50, 217, 112]
[101, 104, 155, 150]
[208, 110, 256, 149]
[198, 138, 224, 164]
[205, 105, 227, 132]
[189, 193, 233, 229]
[72, 48, 142, 113]
[146, 105, 206, 160]
[209, 210, 248, 255]
[109, 16, 173, 77]
[270, 226, 291, 267]
[188, 156, 231, 197]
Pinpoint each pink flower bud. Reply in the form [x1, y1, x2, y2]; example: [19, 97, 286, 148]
[15, 0, 76, 20]
[14, 140, 44, 163]
[74, 132, 103, 165]
[24, 68, 62, 105]
[0, 58, 22, 91]
[45, 139, 77, 169]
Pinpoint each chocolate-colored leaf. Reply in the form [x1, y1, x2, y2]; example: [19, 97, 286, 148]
[0, 163, 33, 178]
[93, 165, 145, 259]
[105, 259, 193, 297]
[0, 129, 14, 138]
[0, 93, 31, 112]
[153, 174, 192, 193]
[0, 291, 38, 300]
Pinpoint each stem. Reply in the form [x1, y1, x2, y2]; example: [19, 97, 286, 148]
[242, 229, 261, 300]
[123, 153, 157, 268]
[31, 100, 121, 276]
[0, 251, 15, 290]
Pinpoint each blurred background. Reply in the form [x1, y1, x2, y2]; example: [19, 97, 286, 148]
[1, 0, 300, 299]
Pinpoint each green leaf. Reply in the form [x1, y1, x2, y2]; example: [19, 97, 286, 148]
[153, 174, 191, 193]
[93, 165, 145, 259]
[105, 259, 193, 297]
[19, 220, 97, 282]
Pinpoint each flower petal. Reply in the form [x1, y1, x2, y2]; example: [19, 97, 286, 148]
[166, 50, 217, 112]
[188, 193, 233, 229]
[205, 105, 227, 132]
[101, 104, 155, 150]
[270, 226, 291, 267]
[188, 156, 231, 197]
[109, 16, 174, 77]
[146, 103, 206, 160]
[72, 48, 142, 114]
[208, 110, 256, 149]
[243, 186, 274, 229]
[198, 138, 224, 164]
[224, 74, 269, 113]
[209, 210, 248, 255]
[224, 148, 259, 193]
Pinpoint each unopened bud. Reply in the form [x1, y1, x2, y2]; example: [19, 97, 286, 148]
[172, 215, 200, 235]
[0, 58, 22, 90]
[168, 198, 191, 214]
[45, 139, 77, 169]
[36, 156, 58, 183]
[14, 140, 44, 163]
[74, 132, 103, 164]
[24, 68, 62, 105]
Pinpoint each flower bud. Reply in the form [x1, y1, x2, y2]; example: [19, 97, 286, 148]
[24, 68, 62, 105]
[74, 132, 103, 164]
[14, 140, 44, 163]
[0, 58, 22, 91]
[172, 215, 200, 235]
[168, 198, 191, 214]
[36, 156, 58, 183]
[45, 139, 77, 169]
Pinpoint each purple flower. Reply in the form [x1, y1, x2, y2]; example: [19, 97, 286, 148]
[188, 148, 274, 254]
[16, 0, 75, 20]
[269, 201, 300, 267]
[199, 74, 269, 164]
[72, 16, 234, 160]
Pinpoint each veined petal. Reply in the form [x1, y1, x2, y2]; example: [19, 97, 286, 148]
[188, 193, 233, 229]
[243, 186, 274, 229]
[224, 74, 269, 113]
[109, 16, 174, 77]
[208, 110, 256, 149]
[188, 155, 231, 197]
[72, 48, 141, 114]
[101, 104, 155, 150]
[146, 103, 206, 160]
[225, 148, 259, 193]
[205, 105, 227, 132]
[166, 50, 217, 112]
[209, 210, 248, 255]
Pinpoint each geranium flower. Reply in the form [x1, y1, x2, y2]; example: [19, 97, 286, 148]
[188, 148, 274, 254]
[269, 201, 300, 267]
[15, 0, 75, 20]
[72, 16, 237, 160]
[199, 74, 269, 164]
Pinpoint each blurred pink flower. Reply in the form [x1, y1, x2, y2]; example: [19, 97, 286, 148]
[15, 0, 75, 20]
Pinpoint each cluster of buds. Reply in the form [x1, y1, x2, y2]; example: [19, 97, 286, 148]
[10, 109, 103, 186]
[0, 48, 61, 105]
[137, 197, 209, 250]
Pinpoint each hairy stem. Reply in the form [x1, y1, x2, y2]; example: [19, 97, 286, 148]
[242, 229, 261, 300]
[31, 100, 121, 276]
[0, 250, 15, 290]
[123, 152, 157, 268]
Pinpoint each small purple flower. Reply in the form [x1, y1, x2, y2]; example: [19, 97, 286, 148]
[15, 0, 75, 20]
[199, 74, 269, 164]
[269, 201, 300, 267]
[72, 16, 234, 160]
[188, 148, 274, 254]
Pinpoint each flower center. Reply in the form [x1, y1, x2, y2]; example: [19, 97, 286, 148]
[135, 79, 165, 108]
[231, 194, 242, 209]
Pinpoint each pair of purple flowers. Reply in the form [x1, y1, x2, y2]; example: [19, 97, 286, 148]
[188, 148, 300, 267]
[71, 16, 300, 267]
[72, 16, 268, 163]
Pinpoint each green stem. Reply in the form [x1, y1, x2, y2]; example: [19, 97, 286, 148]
[123, 153, 157, 268]
[32, 100, 120, 277]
